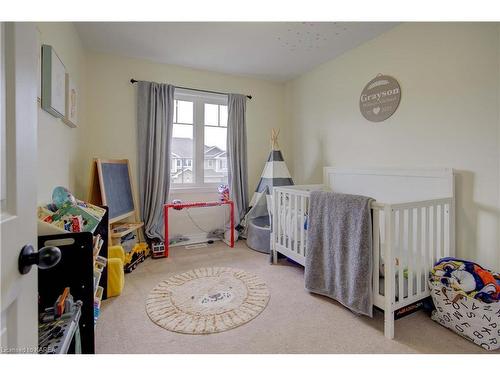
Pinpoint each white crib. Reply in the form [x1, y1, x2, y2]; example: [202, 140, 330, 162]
[271, 168, 455, 339]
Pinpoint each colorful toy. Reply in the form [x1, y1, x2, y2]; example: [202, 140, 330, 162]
[171, 199, 183, 210]
[52, 186, 77, 209]
[218, 184, 230, 202]
[123, 242, 150, 273]
[38, 187, 106, 234]
[431, 257, 500, 303]
[38, 288, 82, 354]
[151, 240, 166, 259]
[107, 246, 125, 297]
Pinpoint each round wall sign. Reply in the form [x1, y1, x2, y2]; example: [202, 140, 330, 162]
[359, 74, 401, 122]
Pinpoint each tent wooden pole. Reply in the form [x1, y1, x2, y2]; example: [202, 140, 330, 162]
[271, 128, 280, 150]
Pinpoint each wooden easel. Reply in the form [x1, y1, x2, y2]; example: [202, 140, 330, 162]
[88, 158, 144, 245]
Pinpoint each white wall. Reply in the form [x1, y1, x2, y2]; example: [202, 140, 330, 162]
[36, 22, 500, 267]
[36, 23, 87, 203]
[285, 22, 500, 269]
[82, 52, 288, 237]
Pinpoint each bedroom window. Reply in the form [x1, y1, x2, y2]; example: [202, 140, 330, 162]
[170, 89, 228, 189]
[204, 103, 228, 183]
[171, 99, 194, 184]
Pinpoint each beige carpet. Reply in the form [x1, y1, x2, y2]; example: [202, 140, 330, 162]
[96, 242, 488, 354]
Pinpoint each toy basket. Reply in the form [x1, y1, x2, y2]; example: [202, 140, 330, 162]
[429, 280, 500, 350]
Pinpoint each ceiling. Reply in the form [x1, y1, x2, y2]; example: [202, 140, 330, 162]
[75, 22, 397, 81]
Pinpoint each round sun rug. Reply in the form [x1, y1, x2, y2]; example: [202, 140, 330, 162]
[145, 267, 270, 334]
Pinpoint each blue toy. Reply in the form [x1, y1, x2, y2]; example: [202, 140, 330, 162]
[52, 186, 77, 209]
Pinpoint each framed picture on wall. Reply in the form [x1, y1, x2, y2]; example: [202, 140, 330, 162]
[41, 44, 66, 118]
[63, 73, 78, 128]
[36, 27, 41, 103]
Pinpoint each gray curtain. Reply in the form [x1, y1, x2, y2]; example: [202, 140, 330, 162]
[137, 81, 174, 241]
[227, 94, 249, 226]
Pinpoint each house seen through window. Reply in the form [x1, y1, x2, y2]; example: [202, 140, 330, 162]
[170, 89, 228, 187]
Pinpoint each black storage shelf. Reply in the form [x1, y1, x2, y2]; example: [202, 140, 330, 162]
[38, 206, 108, 354]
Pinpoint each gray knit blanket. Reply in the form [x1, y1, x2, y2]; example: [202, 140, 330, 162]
[305, 191, 374, 317]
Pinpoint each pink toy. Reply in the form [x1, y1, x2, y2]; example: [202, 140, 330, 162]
[218, 184, 230, 202]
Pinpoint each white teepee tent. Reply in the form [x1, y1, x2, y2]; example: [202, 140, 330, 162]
[249, 129, 293, 207]
[244, 129, 293, 253]
[246, 129, 293, 222]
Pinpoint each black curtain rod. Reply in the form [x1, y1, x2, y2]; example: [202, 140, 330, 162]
[130, 79, 252, 100]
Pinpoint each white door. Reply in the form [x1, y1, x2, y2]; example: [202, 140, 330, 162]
[0, 22, 38, 353]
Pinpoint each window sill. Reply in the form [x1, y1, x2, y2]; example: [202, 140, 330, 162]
[169, 186, 222, 195]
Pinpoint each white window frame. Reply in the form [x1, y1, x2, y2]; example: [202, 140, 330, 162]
[171, 88, 228, 192]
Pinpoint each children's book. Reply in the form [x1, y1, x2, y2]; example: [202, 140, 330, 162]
[50, 202, 101, 233]
[76, 200, 106, 220]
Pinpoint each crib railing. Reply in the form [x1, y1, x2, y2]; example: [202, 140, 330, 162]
[272, 185, 455, 311]
[272, 185, 327, 264]
[381, 198, 454, 310]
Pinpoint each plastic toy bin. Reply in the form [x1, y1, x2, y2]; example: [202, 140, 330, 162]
[429, 280, 500, 350]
